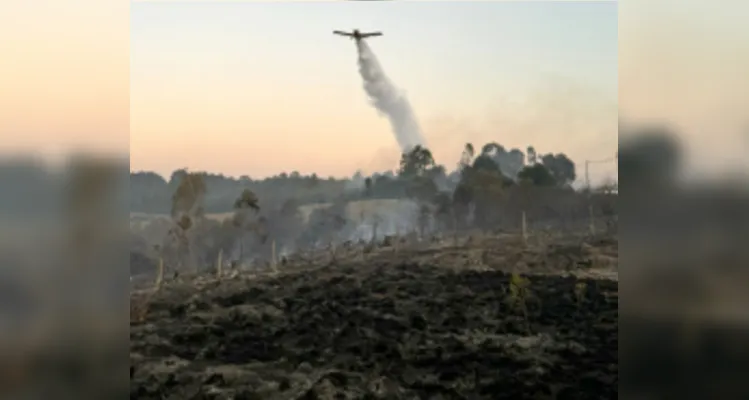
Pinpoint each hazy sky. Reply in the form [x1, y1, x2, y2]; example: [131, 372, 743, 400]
[131, 1, 618, 182]
[2, 0, 748, 183]
[0, 0, 129, 163]
[619, 0, 749, 176]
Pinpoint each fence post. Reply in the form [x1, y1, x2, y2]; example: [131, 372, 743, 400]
[394, 225, 400, 254]
[271, 240, 278, 272]
[216, 249, 223, 279]
[155, 257, 164, 289]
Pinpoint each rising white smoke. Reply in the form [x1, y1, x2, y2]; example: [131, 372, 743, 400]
[356, 40, 426, 153]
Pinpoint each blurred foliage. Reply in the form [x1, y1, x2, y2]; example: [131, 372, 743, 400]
[619, 127, 682, 190]
[518, 163, 557, 186]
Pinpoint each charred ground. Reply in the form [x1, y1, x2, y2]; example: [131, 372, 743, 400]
[131, 233, 618, 400]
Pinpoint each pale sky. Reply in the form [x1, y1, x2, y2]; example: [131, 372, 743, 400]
[4, 0, 746, 183]
[619, 0, 749, 176]
[0, 0, 129, 163]
[130, 1, 619, 182]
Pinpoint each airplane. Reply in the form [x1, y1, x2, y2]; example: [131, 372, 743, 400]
[333, 29, 383, 41]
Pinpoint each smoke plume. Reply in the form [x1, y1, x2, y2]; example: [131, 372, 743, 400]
[356, 40, 426, 153]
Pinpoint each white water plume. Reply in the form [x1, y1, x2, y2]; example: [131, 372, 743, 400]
[356, 40, 426, 153]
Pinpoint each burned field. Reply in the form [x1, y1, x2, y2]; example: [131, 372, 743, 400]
[131, 234, 618, 399]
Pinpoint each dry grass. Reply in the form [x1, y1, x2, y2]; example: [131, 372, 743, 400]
[130, 257, 164, 323]
[130, 292, 152, 324]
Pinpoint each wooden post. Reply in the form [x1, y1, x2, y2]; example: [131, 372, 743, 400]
[521, 211, 528, 245]
[588, 204, 596, 235]
[155, 257, 164, 290]
[451, 209, 458, 247]
[238, 237, 244, 265]
[216, 249, 223, 279]
[394, 225, 400, 254]
[271, 240, 278, 272]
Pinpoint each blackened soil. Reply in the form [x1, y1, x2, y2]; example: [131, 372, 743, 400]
[131, 263, 617, 399]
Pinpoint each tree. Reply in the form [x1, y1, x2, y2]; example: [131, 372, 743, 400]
[451, 153, 510, 231]
[527, 146, 537, 165]
[464, 168, 506, 231]
[171, 172, 206, 219]
[398, 145, 436, 178]
[301, 201, 348, 261]
[481, 142, 506, 156]
[472, 154, 501, 173]
[232, 188, 261, 263]
[541, 153, 576, 187]
[472, 155, 515, 187]
[233, 188, 260, 213]
[364, 177, 373, 196]
[431, 191, 453, 230]
[480, 142, 525, 179]
[309, 173, 319, 187]
[168, 168, 189, 187]
[426, 164, 447, 182]
[266, 197, 305, 253]
[458, 143, 475, 172]
[165, 171, 207, 273]
[405, 175, 439, 204]
[517, 164, 557, 187]
[506, 149, 526, 177]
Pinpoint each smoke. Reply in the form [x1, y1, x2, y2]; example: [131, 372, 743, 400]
[356, 40, 426, 153]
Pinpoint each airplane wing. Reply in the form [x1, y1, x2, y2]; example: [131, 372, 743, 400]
[359, 32, 383, 38]
[333, 30, 354, 37]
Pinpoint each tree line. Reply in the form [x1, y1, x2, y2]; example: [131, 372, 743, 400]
[130, 141, 583, 215]
[132, 141, 605, 275]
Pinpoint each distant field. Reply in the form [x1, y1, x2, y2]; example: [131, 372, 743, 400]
[130, 198, 417, 229]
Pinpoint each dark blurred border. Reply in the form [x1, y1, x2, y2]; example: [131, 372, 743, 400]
[620, 0, 749, 397]
[0, 0, 129, 399]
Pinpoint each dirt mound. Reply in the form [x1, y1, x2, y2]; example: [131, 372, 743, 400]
[131, 262, 617, 399]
